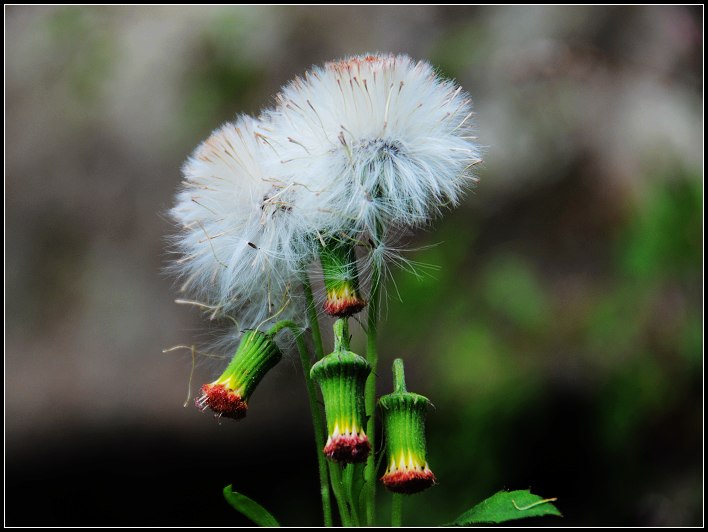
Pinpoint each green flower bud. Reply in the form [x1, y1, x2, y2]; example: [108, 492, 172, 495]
[319, 237, 366, 317]
[379, 359, 436, 494]
[196, 330, 282, 420]
[311, 320, 371, 462]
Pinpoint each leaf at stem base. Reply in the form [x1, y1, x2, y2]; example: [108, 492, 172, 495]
[223, 484, 280, 527]
[450, 489, 562, 525]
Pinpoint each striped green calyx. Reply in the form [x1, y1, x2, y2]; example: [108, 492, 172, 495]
[310, 319, 371, 463]
[379, 358, 436, 494]
[196, 330, 282, 420]
[319, 237, 366, 317]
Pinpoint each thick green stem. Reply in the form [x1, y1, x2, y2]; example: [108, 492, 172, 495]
[266, 320, 297, 337]
[364, 265, 381, 525]
[328, 463, 352, 526]
[302, 275, 325, 360]
[268, 320, 333, 527]
[391, 494, 403, 527]
[343, 464, 360, 526]
[333, 318, 350, 352]
[392, 358, 407, 393]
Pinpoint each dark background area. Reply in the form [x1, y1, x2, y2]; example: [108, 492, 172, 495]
[5, 5, 703, 526]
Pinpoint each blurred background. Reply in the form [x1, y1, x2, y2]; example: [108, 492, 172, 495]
[5, 5, 702, 526]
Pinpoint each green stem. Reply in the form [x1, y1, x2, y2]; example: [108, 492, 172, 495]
[268, 320, 333, 527]
[328, 463, 352, 526]
[343, 464, 360, 526]
[364, 264, 381, 525]
[340, 318, 350, 350]
[333, 318, 350, 352]
[392, 358, 407, 393]
[265, 320, 297, 337]
[302, 275, 325, 360]
[391, 494, 403, 527]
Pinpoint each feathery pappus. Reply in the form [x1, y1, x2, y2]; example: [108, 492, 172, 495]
[265, 53, 481, 245]
[169, 115, 317, 323]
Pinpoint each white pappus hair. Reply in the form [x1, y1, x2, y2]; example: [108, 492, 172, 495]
[169, 115, 317, 322]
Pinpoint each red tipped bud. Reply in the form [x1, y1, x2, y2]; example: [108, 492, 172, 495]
[195, 330, 281, 420]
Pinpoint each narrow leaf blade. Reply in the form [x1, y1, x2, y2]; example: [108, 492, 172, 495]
[452, 489, 561, 525]
[223, 484, 280, 527]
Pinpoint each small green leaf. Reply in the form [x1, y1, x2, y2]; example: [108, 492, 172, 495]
[451, 489, 561, 525]
[223, 484, 280, 527]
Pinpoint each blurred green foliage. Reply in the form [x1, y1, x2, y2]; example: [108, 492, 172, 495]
[181, 13, 267, 136]
[46, 7, 114, 103]
[382, 172, 701, 525]
[431, 19, 490, 80]
[619, 176, 701, 282]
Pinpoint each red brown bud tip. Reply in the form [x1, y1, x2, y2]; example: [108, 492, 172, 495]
[322, 288, 367, 317]
[381, 468, 436, 494]
[195, 383, 248, 420]
[323, 432, 371, 463]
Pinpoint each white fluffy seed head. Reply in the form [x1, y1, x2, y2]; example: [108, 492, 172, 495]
[169, 115, 316, 320]
[264, 53, 482, 240]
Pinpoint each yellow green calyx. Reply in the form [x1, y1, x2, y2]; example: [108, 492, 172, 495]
[379, 359, 436, 494]
[319, 237, 366, 317]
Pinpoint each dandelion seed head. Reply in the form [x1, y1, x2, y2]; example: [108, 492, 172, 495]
[265, 53, 481, 238]
[169, 115, 316, 318]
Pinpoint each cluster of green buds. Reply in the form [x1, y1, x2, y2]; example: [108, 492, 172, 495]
[194, 313, 436, 498]
[311, 320, 371, 463]
[196, 330, 282, 420]
[319, 237, 367, 317]
[379, 359, 436, 494]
